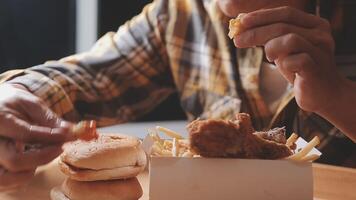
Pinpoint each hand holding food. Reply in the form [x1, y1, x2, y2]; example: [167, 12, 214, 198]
[229, 7, 342, 115]
[0, 84, 74, 191]
[228, 13, 244, 39]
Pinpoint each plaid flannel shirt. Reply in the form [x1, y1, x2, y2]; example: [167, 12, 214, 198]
[0, 0, 355, 167]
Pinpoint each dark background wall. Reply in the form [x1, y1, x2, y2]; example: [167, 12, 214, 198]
[0, 0, 76, 72]
[98, 0, 150, 37]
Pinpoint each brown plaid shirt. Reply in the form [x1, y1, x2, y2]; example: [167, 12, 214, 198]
[0, 0, 355, 167]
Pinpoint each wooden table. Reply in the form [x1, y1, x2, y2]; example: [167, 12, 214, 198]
[313, 163, 356, 200]
[1, 122, 355, 199]
[0, 159, 355, 200]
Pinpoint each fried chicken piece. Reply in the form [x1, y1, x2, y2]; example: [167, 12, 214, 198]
[188, 119, 247, 157]
[254, 127, 287, 144]
[233, 113, 255, 135]
[188, 113, 293, 159]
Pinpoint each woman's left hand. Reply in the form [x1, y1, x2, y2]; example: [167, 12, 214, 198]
[233, 6, 344, 114]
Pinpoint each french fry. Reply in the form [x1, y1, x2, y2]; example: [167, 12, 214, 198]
[287, 136, 320, 161]
[152, 143, 172, 157]
[178, 147, 187, 155]
[161, 150, 173, 156]
[182, 151, 194, 158]
[151, 143, 162, 155]
[156, 126, 184, 139]
[163, 140, 173, 149]
[286, 133, 298, 147]
[149, 127, 194, 157]
[148, 129, 163, 145]
[300, 154, 320, 162]
[172, 138, 180, 157]
[147, 128, 198, 157]
[155, 141, 165, 150]
[178, 139, 190, 148]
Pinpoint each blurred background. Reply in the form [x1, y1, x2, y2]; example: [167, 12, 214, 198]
[0, 0, 186, 121]
[0, 0, 355, 121]
[0, 0, 151, 69]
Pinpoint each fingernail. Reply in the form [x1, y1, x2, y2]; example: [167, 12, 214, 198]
[233, 37, 241, 48]
[238, 13, 246, 19]
[238, 13, 247, 24]
[235, 35, 247, 48]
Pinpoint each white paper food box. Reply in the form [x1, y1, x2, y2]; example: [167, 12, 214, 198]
[143, 136, 321, 200]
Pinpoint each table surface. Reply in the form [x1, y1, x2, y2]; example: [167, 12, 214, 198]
[0, 121, 355, 200]
[98, 120, 188, 139]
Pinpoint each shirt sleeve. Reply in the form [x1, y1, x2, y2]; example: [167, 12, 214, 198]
[5, 0, 175, 126]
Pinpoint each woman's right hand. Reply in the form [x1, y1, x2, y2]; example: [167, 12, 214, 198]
[0, 84, 74, 191]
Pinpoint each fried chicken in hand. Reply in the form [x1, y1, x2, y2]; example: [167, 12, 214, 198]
[188, 113, 294, 159]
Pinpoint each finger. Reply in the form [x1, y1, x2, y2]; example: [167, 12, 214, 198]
[16, 94, 67, 128]
[235, 23, 334, 51]
[17, 96, 76, 141]
[275, 59, 296, 84]
[3, 87, 73, 129]
[0, 143, 62, 172]
[241, 6, 330, 31]
[24, 101, 76, 139]
[264, 33, 319, 63]
[0, 169, 34, 191]
[0, 113, 72, 143]
[278, 53, 317, 79]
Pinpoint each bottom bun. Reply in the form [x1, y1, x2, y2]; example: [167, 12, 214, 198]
[50, 187, 70, 200]
[59, 159, 145, 181]
[61, 177, 142, 200]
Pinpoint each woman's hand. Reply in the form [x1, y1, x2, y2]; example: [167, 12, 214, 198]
[0, 84, 74, 191]
[233, 6, 343, 114]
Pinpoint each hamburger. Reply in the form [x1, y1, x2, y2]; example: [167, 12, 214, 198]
[50, 177, 142, 200]
[59, 133, 146, 181]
